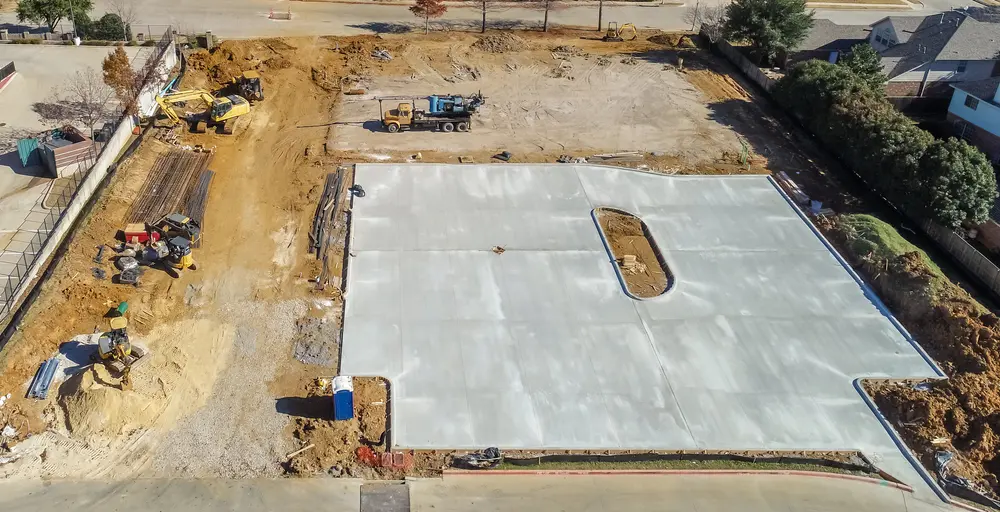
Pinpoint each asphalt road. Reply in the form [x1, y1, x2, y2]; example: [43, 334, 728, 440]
[0, 473, 959, 512]
[57, 0, 978, 39]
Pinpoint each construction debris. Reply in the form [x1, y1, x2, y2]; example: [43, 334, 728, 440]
[286, 443, 315, 460]
[472, 33, 528, 53]
[492, 151, 512, 162]
[492, 245, 506, 254]
[27, 358, 59, 400]
[371, 49, 392, 61]
[620, 254, 647, 275]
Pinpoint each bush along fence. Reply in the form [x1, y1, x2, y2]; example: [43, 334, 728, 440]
[0, 29, 177, 332]
[704, 29, 1000, 302]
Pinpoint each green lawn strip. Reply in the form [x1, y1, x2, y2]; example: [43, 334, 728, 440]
[495, 458, 880, 478]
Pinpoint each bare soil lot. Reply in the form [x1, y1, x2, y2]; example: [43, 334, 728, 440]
[0, 29, 871, 481]
[331, 33, 741, 162]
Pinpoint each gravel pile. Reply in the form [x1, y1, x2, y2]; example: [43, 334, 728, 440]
[149, 297, 308, 478]
[472, 33, 528, 53]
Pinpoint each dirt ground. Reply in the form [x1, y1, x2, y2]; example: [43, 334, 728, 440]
[596, 209, 668, 298]
[0, 29, 864, 480]
[819, 214, 1000, 499]
[331, 32, 745, 163]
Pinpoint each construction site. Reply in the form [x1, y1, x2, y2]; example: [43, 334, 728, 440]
[0, 26, 997, 508]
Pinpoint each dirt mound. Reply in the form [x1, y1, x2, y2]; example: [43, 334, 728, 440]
[186, 40, 296, 85]
[648, 33, 696, 48]
[284, 377, 388, 476]
[57, 319, 234, 441]
[551, 45, 583, 55]
[472, 33, 528, 53]
[823, 214, 1000, 497]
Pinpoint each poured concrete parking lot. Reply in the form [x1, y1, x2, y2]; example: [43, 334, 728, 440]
[341, 163, 942, 494]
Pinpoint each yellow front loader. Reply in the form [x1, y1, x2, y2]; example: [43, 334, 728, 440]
[155, 89, 251, 134]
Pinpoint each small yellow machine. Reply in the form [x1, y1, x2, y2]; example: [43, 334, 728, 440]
[603, 22, 638, 42]
[94, 315, 147, 387]
[153, 213, 202, 245]
[232, 71, 264, 103]
[164, 236, 197, 274]
[155, 89, 251, 134]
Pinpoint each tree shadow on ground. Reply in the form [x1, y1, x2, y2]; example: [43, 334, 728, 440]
[629, 48, 711, 69]
[346, 19, 542, 35]
[276, 396, 331, 420]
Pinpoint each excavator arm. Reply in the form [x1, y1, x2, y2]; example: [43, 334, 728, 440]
[155, 89, 217, 125]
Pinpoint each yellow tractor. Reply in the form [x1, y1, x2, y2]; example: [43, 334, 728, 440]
[232, 71, 264, 103]
[155, 89, 251, 134]
[603, 22, 638, 42]
[92, 314, 147, 388]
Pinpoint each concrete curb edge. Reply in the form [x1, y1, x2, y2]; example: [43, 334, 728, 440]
[443, 468, 914, 491]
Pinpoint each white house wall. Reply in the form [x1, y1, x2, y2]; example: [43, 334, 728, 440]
[949, 89, 1000, 137]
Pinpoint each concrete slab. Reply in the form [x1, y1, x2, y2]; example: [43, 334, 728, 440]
[341, 164, 943, 496]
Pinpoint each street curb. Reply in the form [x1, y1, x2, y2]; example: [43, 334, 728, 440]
[0, 72, 15, 95]
[442, 468, 915, 492]
[804, 1, 915, 9]
[291, 0, 685, 7]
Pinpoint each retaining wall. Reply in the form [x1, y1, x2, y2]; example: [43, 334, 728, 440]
[0, 41, 176, 327]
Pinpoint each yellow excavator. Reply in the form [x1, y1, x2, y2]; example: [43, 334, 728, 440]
[603, 22, 638, 42]
[155, 89, 251, 134]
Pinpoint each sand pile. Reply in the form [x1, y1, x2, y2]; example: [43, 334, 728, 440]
[472, 33, 528, 53]
[823, 214, 1000, 497]
[57, 319, 234, 441]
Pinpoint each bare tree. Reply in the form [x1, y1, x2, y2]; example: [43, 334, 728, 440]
[479, 0, 505, 33]
[535, 0, 567, 32]
[66, 68, 114, 136]
[685, 2, 728, 42]
[106, 0, 138, 41]
[33, 67, 113, 137]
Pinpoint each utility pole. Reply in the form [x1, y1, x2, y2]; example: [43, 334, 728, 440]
[690, 0, 700, 31]
[68, 0, 76, 38]
[597, 0, 603, 31]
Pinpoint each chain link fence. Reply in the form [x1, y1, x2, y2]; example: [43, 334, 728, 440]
[0, 28, 174, 322]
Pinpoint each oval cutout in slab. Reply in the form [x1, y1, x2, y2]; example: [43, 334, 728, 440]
[594, 207, 671, 298]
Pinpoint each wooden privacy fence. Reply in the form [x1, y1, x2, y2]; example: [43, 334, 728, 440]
[706, 28, 1000, 302]
[710, 37, 776, 92]
[920, 220, 1000, 295]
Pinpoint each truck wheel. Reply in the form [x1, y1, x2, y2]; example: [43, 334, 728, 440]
[457, 122, 469, 132]
[387, 123, 400, 133]
[441, 122, 455, 133]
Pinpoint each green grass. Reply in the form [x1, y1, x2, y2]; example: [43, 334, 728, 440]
[836, 214, 945, 279]
[495, 458, 879, 478]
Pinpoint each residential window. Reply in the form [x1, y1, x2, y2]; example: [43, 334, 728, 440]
[958, 60, 968, 73]
[965, 95, 980, 110]
[887, 39, 896, 46]
[875, 35, 884, 44]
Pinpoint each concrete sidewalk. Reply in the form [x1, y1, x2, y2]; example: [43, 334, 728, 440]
[409, 473, 955, 512]
[0, 473, 957, 512]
